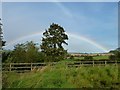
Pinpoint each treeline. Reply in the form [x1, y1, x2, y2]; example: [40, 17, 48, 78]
[3, 42, 120, 63]
[2, 23, 68, 63]
[2, 41, 45, 63]
[2, 21, 120, 63]
[109, 49, 120, 61]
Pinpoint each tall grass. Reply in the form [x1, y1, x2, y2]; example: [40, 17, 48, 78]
[2, 62, 119, 88]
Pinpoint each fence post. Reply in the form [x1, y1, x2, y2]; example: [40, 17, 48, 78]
[9, 63, 11, 71]
[80, 61, 81, 67]
[115, 60, 117, 65]
[31, 63, 32, 71]
[93, 60, 94, 67]
[105, 60, 106, 66]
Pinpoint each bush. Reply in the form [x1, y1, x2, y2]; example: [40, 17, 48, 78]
[70, 56, 74, 59]
[109, 55, 116, 60]
[84, 56, 93, 60]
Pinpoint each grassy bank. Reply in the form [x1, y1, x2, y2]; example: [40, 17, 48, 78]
[2, 62, 119, 88]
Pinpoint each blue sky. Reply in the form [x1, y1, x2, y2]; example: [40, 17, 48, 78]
[2, 2, 118, 53]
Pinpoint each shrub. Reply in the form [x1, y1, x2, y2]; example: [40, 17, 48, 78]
[109, 55, 116, 60]
[84, 56, 93, 60]
[70, 55, 74, 59]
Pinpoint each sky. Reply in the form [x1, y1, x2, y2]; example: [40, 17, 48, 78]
[1, 2, 118, 53]
[0, 2, 1, 18]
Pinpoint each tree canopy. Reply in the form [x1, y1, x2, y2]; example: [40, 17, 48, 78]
[40, 23, 68, 62]
[5, 41, 44, 63]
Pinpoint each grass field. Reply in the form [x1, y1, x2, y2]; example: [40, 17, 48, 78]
[93, 55, 109, 60]
[2, 61, 119, 88]
[68, 55, 109, 62]
[73, 55, 109, 60]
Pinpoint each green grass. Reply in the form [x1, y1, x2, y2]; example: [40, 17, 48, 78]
[2, 61, 119, 88]
[71, 55, 109, 61]
[74, 57, 84, 60]
[93, 55, 109, 60]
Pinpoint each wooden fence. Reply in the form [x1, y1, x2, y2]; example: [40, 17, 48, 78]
[2, 62, 56, 72]
[2, 60, 120, 72]
[67, 60, 120, 67]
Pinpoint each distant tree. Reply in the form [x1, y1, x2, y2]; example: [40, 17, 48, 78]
[109, 49, 120, 60]
[116, 47, 120, 52]
[40, 23, 68, 62]
[114, 51, 120, 61]
[109, 55, 116, 60]
[109, 50, 117, 54]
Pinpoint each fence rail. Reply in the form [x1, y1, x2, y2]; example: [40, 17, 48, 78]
[67, 60, 120, 67]
[2, 60, 120, 72]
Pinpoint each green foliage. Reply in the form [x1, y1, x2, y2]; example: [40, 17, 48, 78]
[70, 55, 74, 59]
[41, 23, 68, 62]
[2, 50, 12, 63]
[109, 49, 120, 60]
[115, 51, 120, 60]
[25, 41, 41, 63]
[109, 55, 116, 60]
[11, 43, 26, 63]
[6, 41, 44, 63]
[84, 56, 93, 60]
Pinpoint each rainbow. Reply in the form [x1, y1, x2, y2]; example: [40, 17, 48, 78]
[4, 2, 109, 52]
[4, 32, 109, 52]
[67, 33, 108, 52]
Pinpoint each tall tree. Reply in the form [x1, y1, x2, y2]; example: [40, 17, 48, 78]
[0, 18, 6, 48]
[0, 18, 6, 64]
[40, 23, 68, 62]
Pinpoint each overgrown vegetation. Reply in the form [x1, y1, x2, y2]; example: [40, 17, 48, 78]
[2, 63, 119, 88]
[84, 56, 93, 60]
